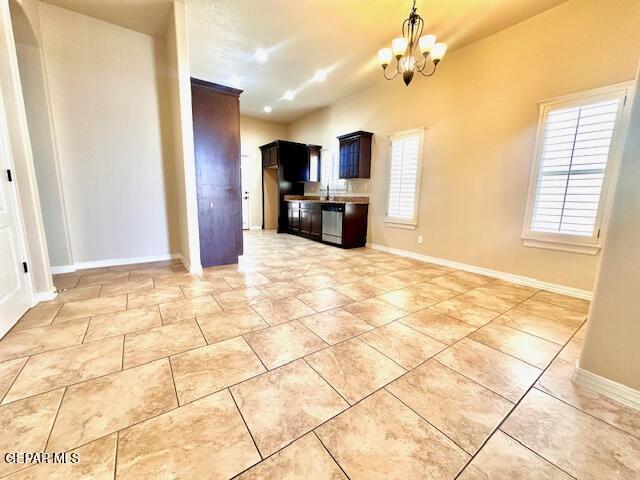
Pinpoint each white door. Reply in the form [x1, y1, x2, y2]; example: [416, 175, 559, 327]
[240, 155, 251, 230]
[0, 99, 31, 335]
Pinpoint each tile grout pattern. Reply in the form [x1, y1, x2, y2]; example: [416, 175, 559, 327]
[0, 230, 638, 479]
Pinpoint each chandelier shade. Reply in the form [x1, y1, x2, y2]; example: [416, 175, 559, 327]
[379, 0, 447, 86]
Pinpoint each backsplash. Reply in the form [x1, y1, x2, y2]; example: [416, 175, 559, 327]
[304, 179, 371, 196]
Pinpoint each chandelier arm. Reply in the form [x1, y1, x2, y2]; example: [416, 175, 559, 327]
[383, 65, 400, 80]
[415, 54, 428, 72]
[418, 62, 438, 77]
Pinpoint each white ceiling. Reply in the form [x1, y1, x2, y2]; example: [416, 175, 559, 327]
[38, 0, 569, 124]
[188, 0, 569, 124]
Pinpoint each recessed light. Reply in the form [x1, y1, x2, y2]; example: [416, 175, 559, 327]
[283, 90, 295, 101]
[255, 48, 268, 63]
[263, 106, 272, 113]
[312, 69, 327, 82]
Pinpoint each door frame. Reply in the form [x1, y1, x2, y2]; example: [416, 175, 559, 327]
[240, 154, 251, 230]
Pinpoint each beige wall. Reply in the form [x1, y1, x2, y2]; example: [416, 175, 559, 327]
[578, 71, 640, 391]
[15, 41, 71, 267]
[287, 0, 640, 292]
[38, 3, 179, 264]
[240, 116, 286, 228]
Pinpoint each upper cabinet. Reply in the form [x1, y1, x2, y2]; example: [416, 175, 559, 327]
[338, 131, 373, 179]
[260, 140, 309, 181]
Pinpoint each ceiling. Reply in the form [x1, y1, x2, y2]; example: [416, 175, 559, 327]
[188, 0, 569, 124]
[38, 0, 569, 124]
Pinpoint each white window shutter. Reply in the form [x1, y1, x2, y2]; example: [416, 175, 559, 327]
[387, 131, 423, 223]
[530, 99, 621, 237]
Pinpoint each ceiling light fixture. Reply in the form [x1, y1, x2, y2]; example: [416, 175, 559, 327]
[283, 90, 295, 101]
[312, 69, 328, 82]
[263, 106, 272, 113]
[378, 0, 447, 86]
[255, 48, 269, 63]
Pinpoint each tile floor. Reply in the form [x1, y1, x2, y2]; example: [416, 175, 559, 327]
[1, 230, 639, 479]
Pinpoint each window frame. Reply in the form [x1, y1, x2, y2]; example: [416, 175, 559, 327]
[521, 82, 634, 255]
[385, 127, 425, 229]
[320, 145, 347, 193]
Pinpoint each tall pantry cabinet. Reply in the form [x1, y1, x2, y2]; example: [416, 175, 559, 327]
[191, 78, 243, 267]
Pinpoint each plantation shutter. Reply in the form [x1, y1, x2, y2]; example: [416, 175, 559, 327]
[530, 98, 622, 237]
[387, 131, 422, 222]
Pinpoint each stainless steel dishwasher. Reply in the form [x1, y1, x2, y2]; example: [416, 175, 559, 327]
[321, 204, 344, 245]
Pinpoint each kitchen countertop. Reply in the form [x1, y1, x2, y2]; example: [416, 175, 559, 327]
[284, 195, 369, 205]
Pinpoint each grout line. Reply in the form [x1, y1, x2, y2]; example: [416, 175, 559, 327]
[166, 356, 181, 405]
[302, 358, 350, 405]
[228, 388, 263, 461]
[313, 430, 352, 480]
[0, 356, 30, 404]
[43, 386, 67, 452]
[112, 431, 119, 480]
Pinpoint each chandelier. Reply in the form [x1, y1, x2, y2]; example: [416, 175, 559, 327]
[378, 0, 447, 86]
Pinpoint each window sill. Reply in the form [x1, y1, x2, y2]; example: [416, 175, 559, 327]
[522, 237, 600, 255]
[385, 221, 417, 230]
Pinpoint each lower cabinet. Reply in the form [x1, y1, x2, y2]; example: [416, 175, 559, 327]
[286, 201, 366, 247]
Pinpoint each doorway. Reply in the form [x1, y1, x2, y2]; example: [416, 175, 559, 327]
[241, 154, 250, 230]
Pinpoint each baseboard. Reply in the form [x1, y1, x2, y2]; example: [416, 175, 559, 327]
[365, 242, 592, 300]
[249, 225, 262, 230]
[572, 366, 640, 410]
[50, 254, 180, 275]
[34, 290, 57, 302]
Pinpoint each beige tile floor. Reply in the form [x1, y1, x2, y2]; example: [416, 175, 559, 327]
[1, 230, 639, 479]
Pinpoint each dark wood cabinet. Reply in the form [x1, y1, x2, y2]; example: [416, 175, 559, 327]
[191, 78, 243, 267]
[260, 140, 309, 182]
[337, 131, 373, 179]
[285, 201, 367, 247]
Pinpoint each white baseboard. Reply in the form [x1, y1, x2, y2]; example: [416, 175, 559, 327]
[249, 225, 262, 230]
[365, 242, 592, 300]
[50, 254, 180, 275]
[34, 290, 57, 302]
[572, 366, 640, 410]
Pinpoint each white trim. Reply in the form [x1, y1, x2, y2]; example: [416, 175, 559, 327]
[249, 225, 263, 230]
[521, 82, 634, 254]
[384, 221, 416, 230]
[366, 242, 592, 300]
[50, 254, 181, 274]
[385, 127, 424, 226]
[572, 366, 640, 411]
[34, 290, 57, 302]
[522, 238, 600, 255]
[179, 253, 203, 275]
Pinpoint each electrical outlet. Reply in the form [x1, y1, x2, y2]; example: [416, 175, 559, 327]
[417, 235, 423, 245]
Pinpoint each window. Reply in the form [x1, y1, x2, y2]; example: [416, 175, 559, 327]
[523, 83, 632, 254]
[386, 128, 424, 227]
[320, 146, 346, 192]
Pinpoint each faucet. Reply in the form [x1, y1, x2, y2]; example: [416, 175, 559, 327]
[324, 184, 330, 201]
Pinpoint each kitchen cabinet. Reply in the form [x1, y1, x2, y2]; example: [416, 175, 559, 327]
[260, 140, 309, 181]
[191, 78, 243, 267]
[285, 200, 367, 247]
[337, 131, 373, 179]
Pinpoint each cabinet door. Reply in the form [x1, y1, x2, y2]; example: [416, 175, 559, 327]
[288, 206, 299, 231]
[300, 210, 311, 234]
[310, 209, 322, 238]
[339, 139, 359, 178]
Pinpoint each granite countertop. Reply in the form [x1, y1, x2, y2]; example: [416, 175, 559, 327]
[284, 195, 369, 205]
